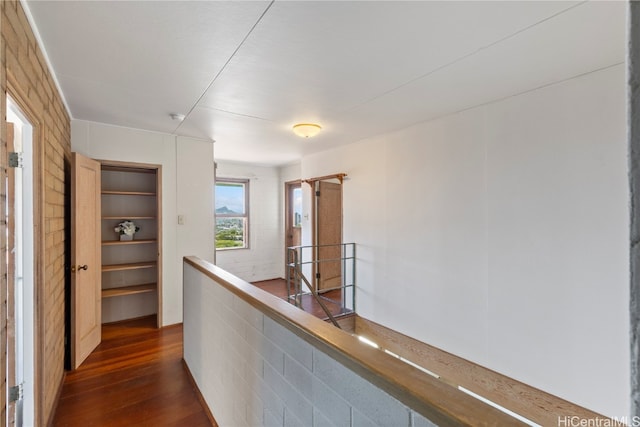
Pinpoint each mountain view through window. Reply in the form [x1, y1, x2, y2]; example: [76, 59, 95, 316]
[215, 179, 248, 249]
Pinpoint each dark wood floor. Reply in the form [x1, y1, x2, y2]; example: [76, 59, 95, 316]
[52, 316, 215, 427]
[52, 279, 351, 426]
[252, 278, 352, 319]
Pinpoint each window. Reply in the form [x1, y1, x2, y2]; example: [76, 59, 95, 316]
[215, 179, 249, 249]
[292, 186, 302, 227]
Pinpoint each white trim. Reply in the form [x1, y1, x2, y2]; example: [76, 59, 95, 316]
[7, 96, 35, 427]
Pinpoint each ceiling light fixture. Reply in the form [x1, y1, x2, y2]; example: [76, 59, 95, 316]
[293, 123, 322, 138]
[170, 113, 185, 121]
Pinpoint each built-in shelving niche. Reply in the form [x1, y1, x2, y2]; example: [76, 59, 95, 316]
[100, 162, 162, 327]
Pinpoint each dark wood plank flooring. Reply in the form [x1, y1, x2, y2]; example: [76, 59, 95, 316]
[52, 316, 214, 427]
[252, 278, 352, 319]
[52, 278, 351, 426]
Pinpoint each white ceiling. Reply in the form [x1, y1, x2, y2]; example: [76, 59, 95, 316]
[25, 0, 625, 166]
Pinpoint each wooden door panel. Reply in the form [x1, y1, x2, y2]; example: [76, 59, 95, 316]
[285, 181, 302, 283]
[316, 181, 342, 291]
[71, 153, 102, 368]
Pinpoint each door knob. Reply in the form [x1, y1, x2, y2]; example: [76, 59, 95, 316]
[71, 264, 88, 272]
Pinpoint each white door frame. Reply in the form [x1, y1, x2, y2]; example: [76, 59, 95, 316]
[7, 95, 35, 427]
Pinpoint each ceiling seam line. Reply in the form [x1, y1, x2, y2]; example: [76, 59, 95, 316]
[337, 0, 590, 115]
[374, 61, 624, 143]
[172, 0, 276, 134]
[198, 106, 274, 122]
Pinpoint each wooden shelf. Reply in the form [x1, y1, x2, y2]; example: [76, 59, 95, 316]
[102, 216, 156, 220]
[102, 283, 156, 298]
[100, 160, 161, 326]
[102, 261, 156, 272]
[102, 190, 156, 196]
[102, 165, 157, 174]
[102, 239, 157, 246]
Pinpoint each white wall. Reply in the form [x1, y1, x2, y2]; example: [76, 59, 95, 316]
[279, 162, 302, 185]
[215, 161, 283, 282]
[71, 120, 215, 326]
[176, 136, 216, 318]
[301, 65, 629, 417]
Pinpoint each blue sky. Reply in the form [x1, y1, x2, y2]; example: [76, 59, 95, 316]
[215, 183, 245, 213]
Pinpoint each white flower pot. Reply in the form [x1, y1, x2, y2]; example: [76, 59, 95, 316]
[119, 234, 134, 241]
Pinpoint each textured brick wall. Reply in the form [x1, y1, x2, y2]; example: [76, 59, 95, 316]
[1, 1, 71, 424]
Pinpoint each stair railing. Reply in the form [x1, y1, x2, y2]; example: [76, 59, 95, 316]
[286, 243, 356, 328]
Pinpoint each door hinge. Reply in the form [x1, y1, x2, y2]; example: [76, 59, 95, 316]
[316, 272, 321, 279]
[315, 191, 320, 197]
[9, 383, 23, 403]
[9, 152, 23, 168]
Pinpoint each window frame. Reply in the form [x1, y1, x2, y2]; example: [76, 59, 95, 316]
[215, 178, 250, 250]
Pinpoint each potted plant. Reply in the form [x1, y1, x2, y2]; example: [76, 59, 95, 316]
[114, 220, 140, 241]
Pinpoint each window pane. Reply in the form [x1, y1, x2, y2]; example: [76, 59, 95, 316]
[292, 187, 302, 227]
[215, 182, 245, 215]
[215, 217, 245, 248]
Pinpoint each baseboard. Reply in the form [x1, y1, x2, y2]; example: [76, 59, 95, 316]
[181, 359, 219, 427]
[46, 370, 66, 427]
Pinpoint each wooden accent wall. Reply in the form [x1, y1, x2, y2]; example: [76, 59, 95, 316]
[1, 1, 71, 425]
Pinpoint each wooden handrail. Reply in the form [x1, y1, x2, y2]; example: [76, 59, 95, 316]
[302, 172, 347, 185]
[184, 256, 525, 426]
[354, 317, 607, 426]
